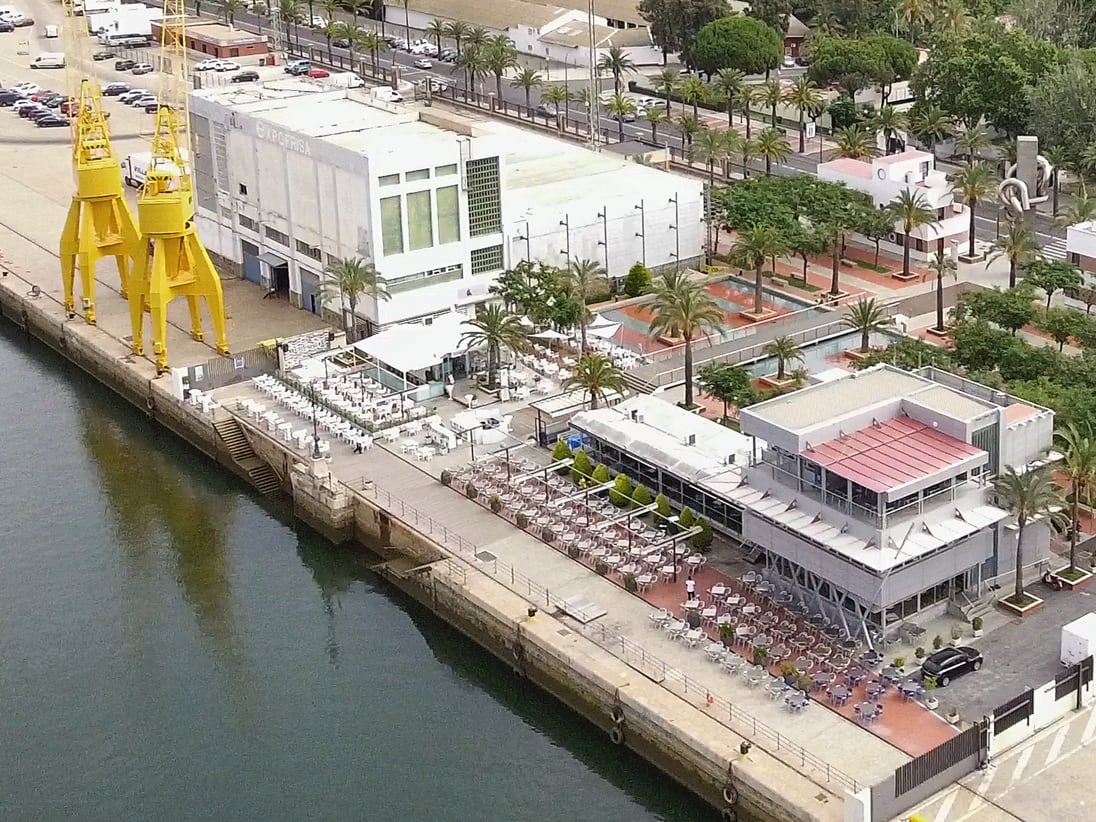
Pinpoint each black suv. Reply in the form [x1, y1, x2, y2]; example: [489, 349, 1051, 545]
[114, 59, 135, 71]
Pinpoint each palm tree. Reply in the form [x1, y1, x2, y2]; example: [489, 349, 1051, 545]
[677, 113, 701, 159]
[457, 47, 487, 97]
[541, 84, 568, 133]
[339, 23, 362, 70]
[952, 163, 995, 259]
[834, 124, 880, 159]
[566, 258, 607, 351]
[319, 256, 389, 339]
[936, 0, 970, 32]
[694, 127, 728, 188]
[279, 0, 303, 47]
[842, 297, 891, 352]
[443, 20, 470, 58]
[739, 137, 759, 179]
[896, 0, 933, 41]
[425, 18, 446, 54]
[989, 219, 1041, 288]
[510, 66, 543, 115]
[563, 353, 625, 409]
[345, 0, 367, 26]
[756, 79, 782, 128]
[909, 104, 952, 159]
[645, 105, 666, 142]
[465, 25, 488, 53]
[995, 466, 1065, 606]
[756, 128, 791, 176]
[956, 125, 990, 166]
[653, 67, 678, 113]
[679, 76, 706, 119]
[783, 76, 823, 153]
[890, 189, 938, 278]
[357, 29, 385, 73]
[605, 93, 636, 143]
[872, 105, 908, 154]
[484, 40, 518, 103]
[762, 336, 803, 381]
[648, 273, 724, 408]
[928, 250, 957, 332]
[321, 19, 340, 60]
[460, 305, 527, 388]
[220, 0, 243, 25]
[713, 68, 744, 128]
[1057, 425, 1096, 574]
[733, 85, 757, 142]
[597, 46, 636, 95]
[730, 225, 787, 314]
[1057, 189, 1096, 228]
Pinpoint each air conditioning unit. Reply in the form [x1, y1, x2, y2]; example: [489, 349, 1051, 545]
[683, 433, 696, 446]
[724, 453, 736, 466]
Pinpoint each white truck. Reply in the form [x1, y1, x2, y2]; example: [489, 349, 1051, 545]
[31, 52, 65, 68]
[370, 86, 403, 103]
[322, 72, 364, 89]
[121, 151, 186, 188]
[1061, 613, 1096, 666]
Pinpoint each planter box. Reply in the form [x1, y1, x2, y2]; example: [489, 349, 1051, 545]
[892, 271, 920, 282]
[758, 375, 797, 390]
[959, 251, 987, 264]
[1054, 567, 1095, 591]
[925, 327, 950, 339]
[738, 308, 778, 323]
[998, 593, 1045, 617]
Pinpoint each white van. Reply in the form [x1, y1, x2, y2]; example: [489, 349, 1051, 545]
[31, 53, 65, 69]
[370, 86, 403, 103]
[121, 151, 183, 188]
[43, 24, 59, 38]
[323, 72, 364, 89]
[0, 6, 17, 19]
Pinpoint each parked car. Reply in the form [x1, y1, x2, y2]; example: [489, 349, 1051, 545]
[920, 646, 983, 686]
[534, 103, 558, 117]
[114, 59, 135, 71]
[9, 13, 32, 26]
[0, 89, 23, 105]
[92, 50, 115, 61]
[40, 93, 64, 107]
[331, 36, 350, 48]
[12, 99, 39, 114]
[36, 113, 68, 127]
[215, 60, 240, 72]
[131, 95, 157, 108]
[131, 63, 154, 75]
[102, 81, 130, 96]
[29, 107, 58, 122]
[284, 59, 310, 75]
[0, 19, 14, 32]
[144, 100, 170, 113]
[21, 104, 49, 119]
[306, 67, 329, 78]
[231, 70, 259, 83]
[12, 82, 39, 94]
[194, 58, 221, 71]
[118, 88, 149, 103]
[412, 57, 432, 69]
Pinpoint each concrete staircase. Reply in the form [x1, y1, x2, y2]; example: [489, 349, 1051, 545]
[622, 369, 658, 395]
[213, 417, 281, 496]
[948, 591, 994, 623]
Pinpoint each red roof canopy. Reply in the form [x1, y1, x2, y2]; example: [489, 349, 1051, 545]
[802, 417, 984, 495]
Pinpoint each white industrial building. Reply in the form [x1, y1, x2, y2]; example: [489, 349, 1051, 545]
[188, 80, 702, 332]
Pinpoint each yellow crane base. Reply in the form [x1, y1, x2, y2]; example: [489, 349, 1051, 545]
[127, 228, 230, 373]
[59, 194, 141, 325]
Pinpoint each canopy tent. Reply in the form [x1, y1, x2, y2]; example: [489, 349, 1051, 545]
[351, 313, 477, 375]
[586, 322, 621, 340]
[530, 329, 570, 341]
[589, 313, 615, 329]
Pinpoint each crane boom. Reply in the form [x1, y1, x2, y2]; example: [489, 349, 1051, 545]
[58, 0, 141, 325]
[127, 4, 229, 372]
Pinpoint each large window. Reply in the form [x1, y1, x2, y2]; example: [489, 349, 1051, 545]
[465, 156, 502, 236]
[406, 190, 434, 250]
[470, 244, 504, 274]
[436, 185, 460, 244]
[380, 196, 404, 256]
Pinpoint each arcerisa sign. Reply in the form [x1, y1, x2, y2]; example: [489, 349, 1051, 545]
[254, 121, 312, 156]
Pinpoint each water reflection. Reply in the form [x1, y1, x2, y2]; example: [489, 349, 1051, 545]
[294, 528, 358, 670]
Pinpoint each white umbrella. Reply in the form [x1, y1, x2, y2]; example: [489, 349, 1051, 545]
[530, 329, 569, 340]
[589, 313, 614, 329]
[587, 322, 621, 339]
[517, 315, 535, 328]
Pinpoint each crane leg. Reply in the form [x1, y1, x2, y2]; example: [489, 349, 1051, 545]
[188, 234, 230, 356]
[146, 238, 171, 373]
[186, 295, 204, 342]
[59, 199, 80, 318]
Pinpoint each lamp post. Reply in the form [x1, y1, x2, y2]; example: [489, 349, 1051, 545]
[309, 384, 322, 460]
[634, 200, 646, 266]
[668, 194, 680, 270]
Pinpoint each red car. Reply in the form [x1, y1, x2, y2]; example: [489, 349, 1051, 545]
[307, 68, 329, 78]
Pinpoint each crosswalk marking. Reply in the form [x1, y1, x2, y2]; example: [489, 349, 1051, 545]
[1082, 702, 1096, 744]
[1009, 746, 1033, 787]
[1042, 237, 1068, 261]
[934, 786, 959, 822]
[1045, 723, 1070, 765]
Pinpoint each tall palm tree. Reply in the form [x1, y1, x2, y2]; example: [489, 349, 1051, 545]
[605, 93, 636, 143]
[733, 85, 757, 142]
[730, 225, 787, 314]
[936, 0, 970, 32]
[460, 305, 527, 389]
[928, 250, 957, 332]
[762, 335, 802, 381]
[443, 20, 470, 58]
[357, 29, 385, 73]
[510, 66, 543, 115]
[457, 47, 487, 97]
[425, 18, 446, 53]
[994, 466, 1066, 606]
[989, 219, 1041, 288]
[834, 124, 880, 159]
[597, 46, 636, 95]
[321, 19, 340, 60]
[872, 105, 908, 154]
[563, 353, 625, 409]
[541, 84, 568, 133]
[896, 0, 933, 41]
[1057, 189, 1096, 228]
[909, 104, 952, 159]
[756, 79, 783, 128]
[653, 67, 678, 113]
[319, 256, 389, 339]
[739, 137, 759, 179]
[339, 23, 362, 70]
[677, 113, 702, 158]
[648, 273, 724, 408]
[842, 297, 891, 352]
[890, 189, 938, 277]
[713, 68, 744, 128]
[756, 128, 791, 176]
[953, 162, 995, 259]
[401, 0, 410, 43]
[465, 26, 489, 52]
[220, 0, 244, 25]
[955, 125, 990, 166]
[679, 76, 707, 119]
[277, 0, 302, 47]
[566, 258, 607, 351]
[484, 40, 518, 103]
[1057, 424, 1096, 574]
[694, 127, 728, 188]
[645, 105, 666, 142]
[783, 76, 823, 154]
[345, 0, 367, 26]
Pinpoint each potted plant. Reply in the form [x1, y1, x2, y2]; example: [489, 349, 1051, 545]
[894, 656, 907, 671]
[488, 494, 502, 513]
[971, 616, 983, 638]
[779, 661, 798, 685]
[922, 676, 939, 710]
[541, 526, 555, 543]
[753, 646, 769, 667]
[623, 572, 638, 593]
[914, 647, 925, 660]
[932, 634, 944, 650]
[796, 674, 814, 693]
[465, 483, 479, 501]
[951, 625, 962, 646]
[516, 512, 530, 529]
[566, 544, 581, 559]
[720, 623, 736, 648]
[945, 706, 960, 725]
[594, 559, 609, 576]
[440, 469, 453, 486]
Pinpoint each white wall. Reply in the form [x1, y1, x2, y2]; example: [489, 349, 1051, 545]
[1003, 410, 1054, 470]
[1067, 222, 1096, 259]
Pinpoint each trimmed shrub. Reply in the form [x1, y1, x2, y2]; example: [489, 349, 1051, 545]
[552, 439, 573, 473]
[592, 462, 611, 484]
[489, 494, 501, 513]
[541, 526, 555, 543]
[594, 560, 609, 576]
[566, 544, 581, 559]
[655, 493, 672, 518]
[465, 483, 479, 501]
[691, 518, 714, 551]
[679, 507, 696, 529]
[623, 262, 652, 297]
[516, 512, 530, 529]
[440, 470, 453, 486]
[623, 572, 638, 593]
[632, 484, 652, 508]
[609, 473, 634, 507]
[571, 449, 593, 482]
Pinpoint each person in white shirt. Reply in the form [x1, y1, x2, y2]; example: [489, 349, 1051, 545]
[685, 578, 696, 599]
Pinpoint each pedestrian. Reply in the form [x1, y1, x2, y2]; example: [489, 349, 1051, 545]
[685, 577, 696, 599]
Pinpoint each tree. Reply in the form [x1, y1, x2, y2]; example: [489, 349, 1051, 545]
[889, 189, 937, 278]
[572, 448, 593, 481]
[783, 76, 824, 153]
[358, 29, 386, 73]
[807, 34, 885, 96]
[678, 75, 707, 119]
[959, 286, 1037, 334]
[319, 256, 388, 339]
[789, 223, 828, 284]
[648, 272, 724, 408]
[763, 335, 803, 380]
[443, 20, 470, 58]
[954, 125, 990, 166]
[908, 103, 953, 159]
[692, 126, 727, 189]
[1038, 306, 1085, 351]
[833, 124, 880, 159]
[1027, 60, 1096, 172]
[989, 219, 1041, 289]
[551, 439, 573, 468]
[563, 353, 625, 409]
[895, 0, 932, 42]
[541, 84, 569, 134]
[345, 0, 367, 26]
[597, 45, 636, 95]
[1057, 424, 1096, 573]
[691, 16, 782, 78]
[610, 473, 634, 507]
[869, 33, 918, 101]
[1025, 260, 1082, 310]
[456, 47, 488, 97]
[730, 225, 787, 314]
[220, 0, 244, 25]
[655, 492, 672, 518]
[842, 297, 891, 352]
[566, 258, 607, 351]
[653, 66, 678, 112]
[713, 67, 745, 128]
[756, 128, 791, 176]
[698, 363, 755, 422]
[604, 92, 636, 143]
[872, 105, 907, 154]
[278, 0, 303, 47]
[638, 0, 728, 65]
[994, 466, 1065, 605]
[734, 85, 757, 142]
[623, 263, 653, 297]
[633, 484, 653, 507]
[510, 67, 543, 115]
[952, 163, 995, 259]
[592, 463, 610, 484]
[928, 250, 957, 333]
[338, 23, 362, 69]
[644, 105, 666, 142]
[858, 205, 896, 268]
[756, 79, 783, 128]
[1057, 189, 1096, 228]
[483, 39, 518, 102]
[425, 18, 446, 54]
[321, 19, 340, 60]
[459, 305, 527, 389]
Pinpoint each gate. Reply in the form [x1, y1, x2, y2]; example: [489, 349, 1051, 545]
[186, 344, 278, 391]
[993, 688, 1034, 735]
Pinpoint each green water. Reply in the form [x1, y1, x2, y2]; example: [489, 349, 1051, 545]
[0, 324, 715, 821]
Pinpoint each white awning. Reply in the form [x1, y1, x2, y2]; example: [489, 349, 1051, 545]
[351, 313, 476, 374]
[589, 313, 615, 328]
[587, 322, 621, 339]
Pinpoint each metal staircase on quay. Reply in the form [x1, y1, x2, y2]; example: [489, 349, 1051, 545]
[213, 417, 281, 496]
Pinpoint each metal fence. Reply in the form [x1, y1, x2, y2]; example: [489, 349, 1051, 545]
[187, 344, 277, 391]
[347, 475, 861, 795]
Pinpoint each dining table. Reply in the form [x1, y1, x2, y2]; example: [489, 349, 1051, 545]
[812, 671, 836, 689]
[785, 691, 809, 712]
[829, 684, 851, 704]
[865, 681, 886, 701]
[880, 666, 905, 685]
[854, 702, 882, 722]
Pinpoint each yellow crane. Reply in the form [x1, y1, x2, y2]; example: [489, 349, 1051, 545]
[58, 0, 141, 325]
[127, 3, 229, 372]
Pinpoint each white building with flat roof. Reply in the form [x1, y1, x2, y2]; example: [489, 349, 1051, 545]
[1066, 220, 1096, 274]
[189, 80, 702, 332]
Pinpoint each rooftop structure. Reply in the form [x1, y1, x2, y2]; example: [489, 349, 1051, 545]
[1066, 219, 1096, 274]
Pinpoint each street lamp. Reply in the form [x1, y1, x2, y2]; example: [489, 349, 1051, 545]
[309, 383, 322, 460]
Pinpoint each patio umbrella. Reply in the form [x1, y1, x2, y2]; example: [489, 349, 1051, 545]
[517, 315, 535, 329]
[587, 322, 621, 340]
[589, 313, 615, 329]
[530, 329, 569, 341]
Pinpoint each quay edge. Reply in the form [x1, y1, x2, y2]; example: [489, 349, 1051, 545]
[0, 275, 847, 822]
